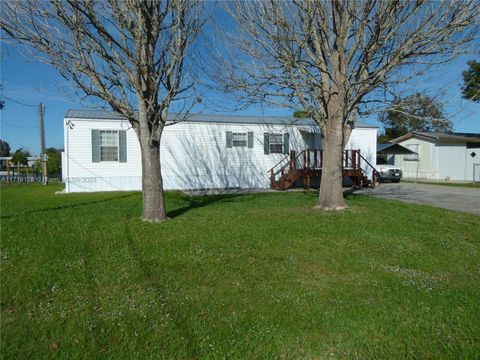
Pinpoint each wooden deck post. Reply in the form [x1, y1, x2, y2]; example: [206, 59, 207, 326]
[304, 173, 311, 190]
[357, 149, 361, 170]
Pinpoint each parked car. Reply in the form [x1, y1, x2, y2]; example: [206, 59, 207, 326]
[376, 164, 402, 183]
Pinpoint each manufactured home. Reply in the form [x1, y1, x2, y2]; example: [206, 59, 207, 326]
[391, 132, 480, 182]
[62, 109, 378, 193]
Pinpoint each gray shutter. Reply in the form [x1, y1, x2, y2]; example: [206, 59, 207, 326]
[247, 132, 254, 148]
[226, 131, 233, 148]
[119, 130, 127, 162]
[264, 133, 270, 154]
[92, 129, 100, 163]
[283, 133, 290, 154]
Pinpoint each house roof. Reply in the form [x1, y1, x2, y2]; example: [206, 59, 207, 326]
[0, 156, 40, 161]
[391, 131, 480, 144]
[377, 143, 417, 155]
[64, 109, 378, 129]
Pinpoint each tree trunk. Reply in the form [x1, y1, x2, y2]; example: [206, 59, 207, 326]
[139, 137, 168, 222]
[315, 116, 347, 210]
[135, 100, 167, 222]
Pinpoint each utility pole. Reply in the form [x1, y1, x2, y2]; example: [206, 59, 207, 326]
[39, 103, 47, 185]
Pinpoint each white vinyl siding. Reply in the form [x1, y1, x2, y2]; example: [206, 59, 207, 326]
[438, 144, 471, 181]
[64, 117, 377, 192]
[393, 138, 438, 180]
[394, 139, 480, 182]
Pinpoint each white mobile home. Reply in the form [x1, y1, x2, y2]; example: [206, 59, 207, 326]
[391, 132, 480, 182]
[62, 109, 377, 193]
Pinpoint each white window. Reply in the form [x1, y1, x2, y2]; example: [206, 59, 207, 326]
[404, 144, 419, 161]
[100, 130, 119, 161]
[269, 133, 283, 153]
[232, 132, 247, 147]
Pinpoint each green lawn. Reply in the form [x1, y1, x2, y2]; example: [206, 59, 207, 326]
[1, 184, 479, 359]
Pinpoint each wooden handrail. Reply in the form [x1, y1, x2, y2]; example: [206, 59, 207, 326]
[270, 149, 377, 181]
[266, 151, 292, 174]
[270, 148, 379, 189]
[268, 149, 307, 176]
[358, 152, 380, 177]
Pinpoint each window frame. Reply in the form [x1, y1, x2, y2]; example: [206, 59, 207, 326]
[269, 133, 284, 154]
[404, 144, 419, 161]
[232, 132, 248, 147]
[99, 130, 120, 162]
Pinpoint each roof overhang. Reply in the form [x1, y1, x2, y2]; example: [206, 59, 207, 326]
[298, 126, 321, 133]
[377, 143, 417, 155]
[391, 132, 435, 144]
[392, 132, 480, 144]
[64, 109, 378, 128]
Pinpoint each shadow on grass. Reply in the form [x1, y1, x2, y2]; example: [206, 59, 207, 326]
[167, 193, 242, 218]
[0, 193, 139, 220]
[123, 214, 201, 358]
[343, 187, 362, 200]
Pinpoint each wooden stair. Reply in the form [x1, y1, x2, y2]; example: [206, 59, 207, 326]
[268, 149, 378, 190]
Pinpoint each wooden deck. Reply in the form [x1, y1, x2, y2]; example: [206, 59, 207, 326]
[268, 149, 378, 190]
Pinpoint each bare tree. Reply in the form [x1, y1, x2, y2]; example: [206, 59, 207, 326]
[218, 0, 479, 210]
[1, 0, 206, 222]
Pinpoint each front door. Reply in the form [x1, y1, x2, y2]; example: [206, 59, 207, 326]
[301, 131, 322, 150]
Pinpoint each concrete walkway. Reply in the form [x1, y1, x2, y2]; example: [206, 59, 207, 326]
[355, 182, 480, 215]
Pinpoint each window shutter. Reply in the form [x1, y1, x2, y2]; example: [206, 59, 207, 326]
[283, 133, 290, 154]
[264, 133, 270, 154]
[119, 130, 127, 162]
[247, 132, 254, 148]
[226, 131, 233, 148]
[92, 129, 100, 163]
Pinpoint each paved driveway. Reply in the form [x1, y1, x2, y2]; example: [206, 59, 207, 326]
[356, 183, 480, 215]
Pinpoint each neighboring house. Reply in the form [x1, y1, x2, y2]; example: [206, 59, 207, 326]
[390, 132, 480, 181]
[0, 156, 41, 171]
[0, 157, 11, 170]
[62, 109, 378, 193]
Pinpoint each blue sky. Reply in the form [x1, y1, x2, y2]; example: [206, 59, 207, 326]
[1, 41, 479, 156]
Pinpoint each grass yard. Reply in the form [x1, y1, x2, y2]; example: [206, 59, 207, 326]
[1, 184, 479, 359]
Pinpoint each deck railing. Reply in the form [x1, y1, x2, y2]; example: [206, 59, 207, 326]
[269, 149, 361, 175]
[268, 149, 378, 188]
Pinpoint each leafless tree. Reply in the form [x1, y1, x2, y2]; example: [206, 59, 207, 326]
[1, 0, 206, 222]
[217, 0, 479, 210]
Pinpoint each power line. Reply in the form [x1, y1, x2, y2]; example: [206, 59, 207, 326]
[0, 120, 39, 129]
[0, 95, 38, 107]
[0, 97, 42, 129]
